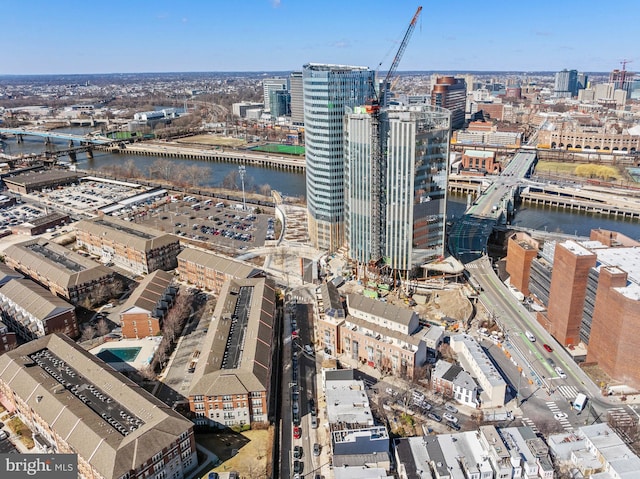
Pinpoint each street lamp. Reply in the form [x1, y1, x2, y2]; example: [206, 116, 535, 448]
[238, 165, 247, 211]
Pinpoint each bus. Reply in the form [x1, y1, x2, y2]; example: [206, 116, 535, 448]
[573, 393, 588, 412]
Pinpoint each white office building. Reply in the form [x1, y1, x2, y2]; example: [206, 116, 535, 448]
[303, 63, 375, 252]
[344, 104, 450, 275]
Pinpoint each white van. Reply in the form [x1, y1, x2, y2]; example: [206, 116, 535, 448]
[525, 330, 536, 342]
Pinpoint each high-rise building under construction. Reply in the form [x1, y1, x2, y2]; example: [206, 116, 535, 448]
[303, 63, 375, 252]
[344, 104, 451, 277]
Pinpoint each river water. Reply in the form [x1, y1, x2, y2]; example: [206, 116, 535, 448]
[2, 128, 638, 240]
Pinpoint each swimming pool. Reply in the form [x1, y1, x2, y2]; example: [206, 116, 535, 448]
[97, 347, 142, 363]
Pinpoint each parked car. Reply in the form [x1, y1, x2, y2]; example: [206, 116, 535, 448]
[443, 412, 458, 424]
[313, 443, 320, 457]
[293, 460, 303, 474]
[428, 412, 442, 422]
[293, 445, 302, 459]
[445, 404, 458, 414]
[446, 421, 461, 431]
[293, 426, 301, 439]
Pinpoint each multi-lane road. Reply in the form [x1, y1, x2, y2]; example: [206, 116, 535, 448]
[467, 255, 627, 433]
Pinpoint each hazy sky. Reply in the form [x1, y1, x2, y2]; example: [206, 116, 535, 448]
[3, 0, 637, 75]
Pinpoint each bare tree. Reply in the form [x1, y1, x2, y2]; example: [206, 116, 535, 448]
[149, 159, 175, 181]
[80, 325, 96, 342]
[96, 318, 110, 337]
[179, 165, 210, 187]
[259, 184, 272, 196]
[222, 170, 240, 190]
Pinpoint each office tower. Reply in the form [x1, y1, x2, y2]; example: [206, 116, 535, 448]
[577, 72, 588, 91]
[269, 90, 290, 118]
[431, 76, 466, 129]
[344, 105, 450, 276]
[303, 63, 375, 252]
[553, 69, 578, 98]
[289, 71, 304, 125]
[262, 77, 287, 113]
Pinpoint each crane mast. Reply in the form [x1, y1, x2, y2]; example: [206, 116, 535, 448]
[369, 6, 422, 266]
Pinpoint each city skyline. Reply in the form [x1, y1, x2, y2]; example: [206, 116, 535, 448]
[3, 0, 638, 75]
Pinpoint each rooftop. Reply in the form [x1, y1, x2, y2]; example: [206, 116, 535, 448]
[178, 247, 263, 280]
[347, 293, 416, 328]
[0, 278, 74, 322]
[0, 334, 193, 479]
[120, 270, 175, 318]
[76, 216, 179, 252]
[325, 379, 374, 426]
[190, 277, 275, 397]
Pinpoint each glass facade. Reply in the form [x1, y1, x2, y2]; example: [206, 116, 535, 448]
[345, 105, 451, 277]
[303, 63, 375, 251]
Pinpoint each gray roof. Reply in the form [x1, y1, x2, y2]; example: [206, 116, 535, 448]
[76, 216, 179, 252]
[321, 282, 345, 318]
[178, 247, 263, 279]
[20, 212, 69, 228]
[0, 278, 74, 321]
[4, 239, 114, 289]
[345, 315, 422, 347]
[347, 293, 415, 327]
[120, 270, 174, 316]
[0, 263, 23, 287]
[0, 334, 193, 479]
[4, 169, 78, 188]
[190, 277, 275, 396]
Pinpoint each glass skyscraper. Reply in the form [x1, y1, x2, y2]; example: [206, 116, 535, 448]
[303, 63, 375, 252]
[345, 105, 451, 277]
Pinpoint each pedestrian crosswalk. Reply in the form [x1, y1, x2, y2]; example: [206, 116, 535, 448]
[519, 417, 539, 434]
[547, 401, 574, 431]
[556, 385, 580, 400]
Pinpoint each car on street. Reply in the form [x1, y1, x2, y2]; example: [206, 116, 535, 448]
[445, 404, 458, 414]
[293, 460, 303, 474]
[293, 426, 301, 439]
[428, 412, 442, 422]
[208, 473, 219, 479]
[555, 366, 567, 379]
[313, 443, 320, 457]
[293, 445, 302, 459]
[543, 344, 553, 352]
[443, 412, 458, 424]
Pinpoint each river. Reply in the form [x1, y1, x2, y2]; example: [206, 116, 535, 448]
[2, 128, 638, 240]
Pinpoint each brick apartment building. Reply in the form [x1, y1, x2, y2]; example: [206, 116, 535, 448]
[0, 278, 79, 340]
[0, 334, 197, 479]
[460, 149, 500, 175]
[120, 270, 177, 339]
[177, 247, 264, 295]
[0, 321, 17, 355]
[76, 216, 181, 275]
[506, 229, 640, 388]
[505, 232, 540, 296]
[189, 277, 276, 428]
[4, 239, 116, 305]
[316, 292, 442, 381]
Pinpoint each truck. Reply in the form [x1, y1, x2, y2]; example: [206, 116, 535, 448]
[573, 393, 588, 412]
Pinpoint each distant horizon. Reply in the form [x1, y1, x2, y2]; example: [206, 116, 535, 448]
[0, 69, 617, 79]
[3, 0, 637, 75]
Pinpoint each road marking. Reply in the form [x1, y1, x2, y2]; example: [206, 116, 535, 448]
[556, 385, 579, 400]
[519, 417, 539, 433]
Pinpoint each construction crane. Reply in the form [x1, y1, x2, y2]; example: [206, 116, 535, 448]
[367, 6, 422, 268]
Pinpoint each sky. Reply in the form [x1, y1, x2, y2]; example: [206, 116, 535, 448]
[3, 0, 638, 75]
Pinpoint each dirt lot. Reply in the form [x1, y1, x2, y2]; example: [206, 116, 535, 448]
[176, 135, 247, 148]
[198, 428, 271, 479]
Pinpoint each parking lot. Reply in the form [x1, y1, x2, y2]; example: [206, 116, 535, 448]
[0, 202, 45, 230]
[34, 178, 145, 214]
[128, 195, 276, 251]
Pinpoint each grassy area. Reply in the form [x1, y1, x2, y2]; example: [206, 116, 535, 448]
[176, 134, 247, 148]
[250, 144, 305, 156]
[7, 416, 34, 449]
[197, 428, 271, 479]
[535, 161, 580, 175]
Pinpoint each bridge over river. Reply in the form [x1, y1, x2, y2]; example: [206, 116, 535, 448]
[0, 128, 113, 145]
[448, 150, 537, 263]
